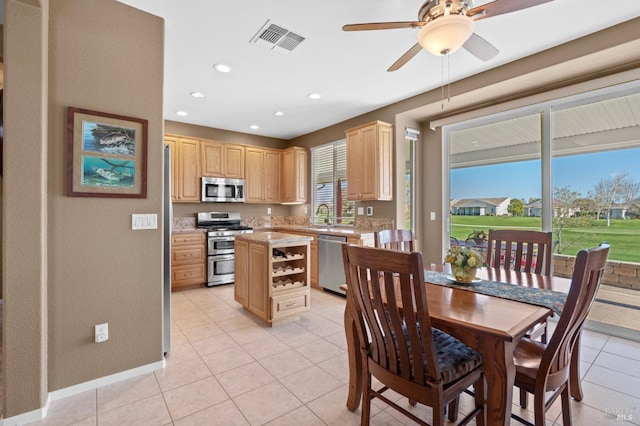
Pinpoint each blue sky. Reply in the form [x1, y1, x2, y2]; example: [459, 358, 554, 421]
[451, 147, 640, 200]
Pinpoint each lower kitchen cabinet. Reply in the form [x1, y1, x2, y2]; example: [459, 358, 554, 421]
[234, 232, 311, 325]
[171, 232, 206, 289]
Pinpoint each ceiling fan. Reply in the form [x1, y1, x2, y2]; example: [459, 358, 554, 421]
[343, 0, 554, 71]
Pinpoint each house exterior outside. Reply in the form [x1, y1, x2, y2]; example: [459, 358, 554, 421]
[451, 197, 510, 216]
[524, 199, 577, 217]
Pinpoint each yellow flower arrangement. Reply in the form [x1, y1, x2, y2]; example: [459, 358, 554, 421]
[444, 245, 483, 282]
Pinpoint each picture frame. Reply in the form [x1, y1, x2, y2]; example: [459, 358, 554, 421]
[67, 107, 148, 198]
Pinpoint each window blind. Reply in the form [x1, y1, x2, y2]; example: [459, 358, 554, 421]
[311, 141, 354, 225]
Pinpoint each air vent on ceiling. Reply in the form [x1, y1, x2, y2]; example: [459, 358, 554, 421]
[250, 20, 306, 55]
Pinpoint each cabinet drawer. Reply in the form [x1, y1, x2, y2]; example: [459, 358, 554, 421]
[172, 246, 205, 265]
[172, 233, 205, 246]
[272, 291, 309, 319]
[172, 264, 206, 287]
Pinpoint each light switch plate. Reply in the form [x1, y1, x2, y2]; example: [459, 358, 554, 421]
[430, 211, 436, 221]
[132, 214, 158, 230]
[366, 206, 373, 216]
[357, 207, 364, 216]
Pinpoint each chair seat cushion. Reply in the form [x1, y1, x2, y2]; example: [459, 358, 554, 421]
[397, 324, 482, 385]
[513, 337, 546, 380]
[432, 328, 482, 385]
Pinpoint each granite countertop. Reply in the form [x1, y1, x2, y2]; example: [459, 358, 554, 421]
[270, 225, 372, 237]
[236, 230, 313, 245]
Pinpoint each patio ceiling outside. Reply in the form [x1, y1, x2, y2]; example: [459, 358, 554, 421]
[450, 90, 640, 168]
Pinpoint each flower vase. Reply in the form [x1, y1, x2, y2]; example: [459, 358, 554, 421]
[452, 266, 477, 283]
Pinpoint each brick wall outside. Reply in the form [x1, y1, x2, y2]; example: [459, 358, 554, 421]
[553, 254, 640, 291]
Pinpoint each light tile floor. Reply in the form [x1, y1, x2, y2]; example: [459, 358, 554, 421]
[25, 286, 640, 425]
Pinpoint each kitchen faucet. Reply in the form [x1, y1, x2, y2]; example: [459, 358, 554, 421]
[315, 203, 331, 225]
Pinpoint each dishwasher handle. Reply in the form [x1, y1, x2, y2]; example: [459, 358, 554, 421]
[318, 234, 348, 243]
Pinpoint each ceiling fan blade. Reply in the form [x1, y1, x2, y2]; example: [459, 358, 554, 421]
[467, 0, 554, 21]
[342, 21, 426, 31]
[387, 43, 423, 72]
[462, 33, 499, 61]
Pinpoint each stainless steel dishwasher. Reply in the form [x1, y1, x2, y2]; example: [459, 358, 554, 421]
[318, 234, 347, 295]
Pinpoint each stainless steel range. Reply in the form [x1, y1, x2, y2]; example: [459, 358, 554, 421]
[196, 212, 253, 286]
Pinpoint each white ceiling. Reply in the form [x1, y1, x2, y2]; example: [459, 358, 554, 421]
[117, 0, 640, 140]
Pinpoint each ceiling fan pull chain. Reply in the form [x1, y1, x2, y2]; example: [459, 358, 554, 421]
[441, 55, 445, 109]
[447, 53, 451, 103]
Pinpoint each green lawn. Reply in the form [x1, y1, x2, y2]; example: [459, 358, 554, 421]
[451, 216, 640, 263]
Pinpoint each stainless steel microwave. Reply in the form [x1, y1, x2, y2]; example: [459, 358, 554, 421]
[201, 177, 245, 202]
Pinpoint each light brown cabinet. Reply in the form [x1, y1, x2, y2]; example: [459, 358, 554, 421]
[167, 132, 308, 205]
[281, 147, 308, 204]
[346, 121, 393, 201]
[165, 135, 201, 202]
[201, 140, 245, 178]
[234, 235, 310, 325]
[171, 233, 206, 289]
[245, 147, 281, 203]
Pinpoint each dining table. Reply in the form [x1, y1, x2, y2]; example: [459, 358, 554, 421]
[342, 266, 574, 426]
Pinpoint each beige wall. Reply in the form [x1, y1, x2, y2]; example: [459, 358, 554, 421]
[4, 0, 49, 415]
[4, 0, 164, 417]
[2, 1, 640, 419]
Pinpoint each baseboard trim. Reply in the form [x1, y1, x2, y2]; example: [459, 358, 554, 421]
[1, 359, 165, 426]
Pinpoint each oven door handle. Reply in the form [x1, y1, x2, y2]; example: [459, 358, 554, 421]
[209, 236, 236, 242]
[211, 254, 235, 261]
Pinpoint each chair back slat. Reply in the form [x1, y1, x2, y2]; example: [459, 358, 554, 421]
[487, 229, 553, 275]
[374, 229, 415, 252]
[540, 244, 609, 379]
[342, 244, 440, 386]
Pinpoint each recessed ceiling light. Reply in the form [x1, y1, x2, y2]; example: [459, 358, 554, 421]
[213, 63, 232, 73]
[250, 124, 260, 130]
[190, 91, 206, 98]
[176, 111, 188, 116]
[274, 111, 285, 117]
[307, 93, 322, 100]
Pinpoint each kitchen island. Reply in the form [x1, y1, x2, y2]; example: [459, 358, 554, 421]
[234, 231, 312, 326]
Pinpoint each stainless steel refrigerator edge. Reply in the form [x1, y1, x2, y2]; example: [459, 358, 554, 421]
[163, 144, 172, 354]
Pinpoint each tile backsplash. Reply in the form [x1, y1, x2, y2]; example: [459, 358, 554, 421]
[353, 217, 395, 232]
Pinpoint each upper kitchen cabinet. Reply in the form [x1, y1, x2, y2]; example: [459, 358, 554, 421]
[165, 135, 201, 202]
[281, 146, 308, 204]
[346, 121, 393, 201]
[245, 146, 281, 203]
[201, 140, 245, 179]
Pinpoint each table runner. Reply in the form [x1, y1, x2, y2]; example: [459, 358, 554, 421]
[423, 270, 566, 315]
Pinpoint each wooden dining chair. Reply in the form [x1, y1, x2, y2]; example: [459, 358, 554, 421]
[487, 229, 553, 275]
[512, 243, 610, 426]
[342, 243, 485, 426]
[487, 229, 553, 342]
[374, 229, 415, 252]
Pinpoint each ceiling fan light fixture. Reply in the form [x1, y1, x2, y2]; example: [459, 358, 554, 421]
[418, 14, 475, 56]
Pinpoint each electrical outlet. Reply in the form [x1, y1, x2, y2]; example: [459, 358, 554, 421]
[95, 323, 109, 343]
[366, 206, 373, 216]
[267, 207, 272, 215]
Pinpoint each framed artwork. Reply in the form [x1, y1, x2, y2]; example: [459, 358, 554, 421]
[67, 107, 147, 198]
